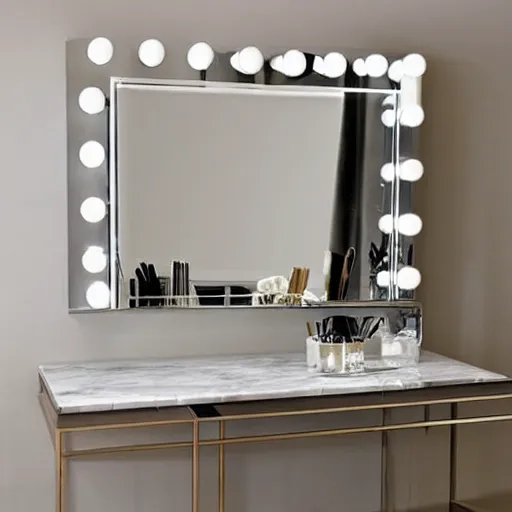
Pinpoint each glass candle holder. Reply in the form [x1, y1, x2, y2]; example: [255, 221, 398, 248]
[316, 337, 365, 374]
[306, 336, 320, 370]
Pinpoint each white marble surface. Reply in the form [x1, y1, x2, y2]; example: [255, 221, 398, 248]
[39, 351, 508, 414]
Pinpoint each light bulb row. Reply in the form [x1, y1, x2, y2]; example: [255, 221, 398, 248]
[86, 37, 426, 81]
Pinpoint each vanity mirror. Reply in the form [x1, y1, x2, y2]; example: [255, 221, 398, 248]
[67, 38, 425, 311]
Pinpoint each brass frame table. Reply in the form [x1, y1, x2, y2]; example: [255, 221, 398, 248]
[40, 379, 512, 512]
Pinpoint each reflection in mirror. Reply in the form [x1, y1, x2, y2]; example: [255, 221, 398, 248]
[111, 81, 400, 308]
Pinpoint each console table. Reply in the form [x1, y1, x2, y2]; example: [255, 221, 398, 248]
[39, 351, 512, 512]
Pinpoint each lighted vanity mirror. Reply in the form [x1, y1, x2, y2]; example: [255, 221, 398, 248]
[67, 38, 425, 311]
[109, 79, 401, 309]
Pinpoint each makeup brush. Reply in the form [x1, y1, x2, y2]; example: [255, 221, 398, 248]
[306, 322, 314, 337]
[288, 267, 301, 294]
[301, 268, 310, 295]
[338, 247, 356, 300]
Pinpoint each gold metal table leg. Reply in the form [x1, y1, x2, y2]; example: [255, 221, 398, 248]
[55, 429, 65, 512]
[450, 403, 459, 503]
[380, 409, 388, 512]
[193, 420, 200, 512]
[219, 421, 225, 512]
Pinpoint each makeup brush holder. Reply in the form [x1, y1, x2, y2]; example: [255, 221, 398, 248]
[307, 337, 365, 374]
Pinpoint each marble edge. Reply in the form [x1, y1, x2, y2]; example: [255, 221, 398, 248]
[54, 375, 511, 415]
[38, 368, 63, 414]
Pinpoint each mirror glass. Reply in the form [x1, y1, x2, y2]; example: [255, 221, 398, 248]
[112, 81, 400, 308]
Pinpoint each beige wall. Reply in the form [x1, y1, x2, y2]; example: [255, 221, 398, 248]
[1, 0, 511, 510]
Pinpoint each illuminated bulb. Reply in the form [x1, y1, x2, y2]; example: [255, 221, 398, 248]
[378, 214, 393, 234]
[403, 54, 427, 78]
[138, 39, 165, 67]
[282, 50, 306, 77]
[79, 141, 105, 168]
[365, 54, 388, 77]
[238, 46, 264, 74]
[380, 163, 395, 182]
[87, 37, 114, 65]
[313, 56, 324, 75]
[80, 197, 106, 223]
[78, 87, 105, 114]
[86, 281, 110, 309]
[400, 105, 424, 127]
[398, 213, 423, 236]
[399, 159, 424, 182]
[382, 95, 396, 108]
[82, 246, 107, 273]
[187, 42, 214, 71]
[397, 266, 421, 290]
[352, 58, 367, 77]
[388, 60, 404, 82]
[376, 271, 390, 288]
[323, 52, 347, 78]
[230, 52, 242, 72]
[270, 55, 284, 73]
[381, 109, 397, 127]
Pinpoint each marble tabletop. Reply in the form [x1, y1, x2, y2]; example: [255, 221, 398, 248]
[39, 351, 508, 414]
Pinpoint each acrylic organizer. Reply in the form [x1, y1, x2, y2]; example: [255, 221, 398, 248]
[306, 302, 422, 373]
[307, 336, 365, 374]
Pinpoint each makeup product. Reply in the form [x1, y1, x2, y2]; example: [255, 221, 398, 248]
[285, 267, 310, 305]
[133, 262, 163, 307]
[129, 278, 136, 308]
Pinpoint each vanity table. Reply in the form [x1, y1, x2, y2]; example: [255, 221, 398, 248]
[51, 36, 512, 511]
[39, 351, 512, 512]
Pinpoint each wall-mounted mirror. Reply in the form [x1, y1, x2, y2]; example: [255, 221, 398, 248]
[67, 39, 424, 311]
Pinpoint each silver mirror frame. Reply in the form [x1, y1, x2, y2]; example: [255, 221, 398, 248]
[66, 38, 424, 312]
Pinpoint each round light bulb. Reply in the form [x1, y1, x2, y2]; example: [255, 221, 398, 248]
[365, 54, 388, 78]
[381, 109, 396, 128]
[230, 52, 242, 73]
[399, 159, 424, 182]
[138, 39, 165, 67]
[382, 95, 396, 108]
[397, 266, 421, 290]
[78, 87, 105, 115]
[353, 58, 367, 77]
[79, 141, 105, 168]
[80, 197, 106, 223]
[376, 270, 390, 288]
[270, 55, 284, 73]
[282, 50, 306, 77]
[403, 54, 427, 78]
[388, 60, 404, 82]
[86, 281, 110, 309]
[312, 56, 324, 75]
[187, 42, 214, 71]
[400, 105, 424, 127]
[378, 214, 393, 234]
[398, 213, 423, 237]
[238, 46, 264, 75]
[82, 246, 107, 273]
[380, 163, 395, 183]
[87, 37, 114, 66]
[323, 52, 347, 78]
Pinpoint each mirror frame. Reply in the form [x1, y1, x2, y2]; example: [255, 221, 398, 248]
[66, 38, 424, 312]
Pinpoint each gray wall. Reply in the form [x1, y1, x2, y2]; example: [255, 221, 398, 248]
[2, 0, 512, 510]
